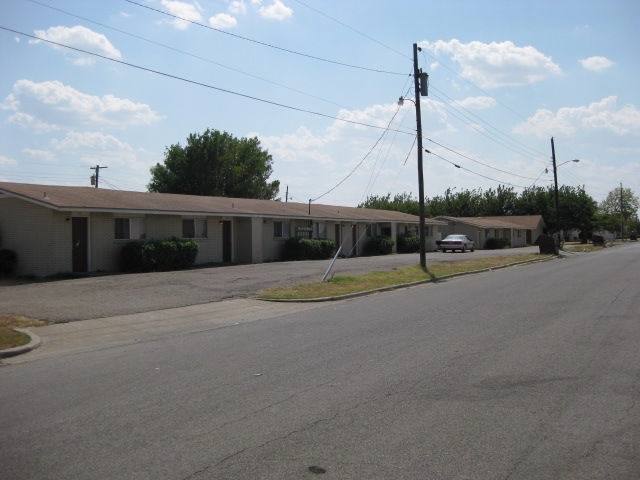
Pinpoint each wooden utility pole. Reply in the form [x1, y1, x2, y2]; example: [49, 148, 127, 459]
[551, 137, 560, 235]
[413, 43, 427, 269]
[90, 165, 107, 188]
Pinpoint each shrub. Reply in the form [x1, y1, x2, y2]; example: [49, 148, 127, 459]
[0, 249, 17, 275]
[121, 238, 199, 272]
[484, 237, 510, 250]
[397, 234, 420, 253]
[282, 237, 336, 260]
[592, 234, 605, 246]
[363, 236, 395, 256]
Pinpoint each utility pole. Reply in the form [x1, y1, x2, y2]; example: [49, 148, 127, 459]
[620, 182, 624, 240]
[412, 42, 428, 269]
[551, 137, 560, 237]
[90, 165, 107, 188]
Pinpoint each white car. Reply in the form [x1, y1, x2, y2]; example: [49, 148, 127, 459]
[438, 234, 475, 253]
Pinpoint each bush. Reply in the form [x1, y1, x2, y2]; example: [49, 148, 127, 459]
[484, 237, 510, 250]
[363, 236, 395, 256]
[592, 234, 605, 246]
[397, 234, 420, 253]
[282, 237, 336, 260]
[0, 249, 17, 275]
[121, 238, 199, 272]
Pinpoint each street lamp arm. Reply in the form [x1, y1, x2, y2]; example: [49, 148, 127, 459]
[557, 159, 580, 167]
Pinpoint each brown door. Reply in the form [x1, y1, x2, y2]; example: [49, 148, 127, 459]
[72, 217, 88, 273]
[222, 220, 232, 263]
[335, 224, 341, 249]
[351, 224, 357, 256]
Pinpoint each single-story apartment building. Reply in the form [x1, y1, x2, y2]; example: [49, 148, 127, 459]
[434, 215, 546, 248]
[0, 182, 447, 277]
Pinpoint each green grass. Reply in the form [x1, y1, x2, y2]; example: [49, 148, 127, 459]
[562, 242, 605, 253]
[0, 315, 48, 350]
[259, 253, 550, 300]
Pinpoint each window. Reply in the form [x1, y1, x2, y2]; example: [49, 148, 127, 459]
[115, 217, 145, 240]
[274, 221, 290, 238]
[182, 218, 207, 239]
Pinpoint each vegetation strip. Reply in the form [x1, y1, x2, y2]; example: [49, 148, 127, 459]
[258, 253, 552, 301]
[0, 315, 48, 351]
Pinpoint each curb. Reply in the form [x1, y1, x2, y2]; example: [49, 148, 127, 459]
[0, 328, 42, 358]
[259, 256, 555, 303]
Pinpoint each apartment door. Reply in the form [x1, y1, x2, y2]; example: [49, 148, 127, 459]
[222, 220, 232, 263]
[72, 217, 88, 273]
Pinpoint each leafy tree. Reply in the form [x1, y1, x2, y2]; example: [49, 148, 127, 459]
[359, 192, 419, 215]
[148, 128, 280, 199]
[598, 186, 639, 238]
[558, 186, 597, 240]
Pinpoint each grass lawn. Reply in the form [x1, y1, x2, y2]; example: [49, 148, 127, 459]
[0, 315, 48, 350]
[562, 242, 606, 253]
[259, 253, 550, 300]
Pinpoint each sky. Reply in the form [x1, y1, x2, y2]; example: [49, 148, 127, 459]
[1, 0, 639, 208]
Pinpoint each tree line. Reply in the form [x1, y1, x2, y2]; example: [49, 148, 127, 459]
[359, 185, 639, 240]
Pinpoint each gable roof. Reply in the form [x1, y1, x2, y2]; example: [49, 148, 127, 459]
[0, 182, 447, 225]
[434, 215, 545, 229]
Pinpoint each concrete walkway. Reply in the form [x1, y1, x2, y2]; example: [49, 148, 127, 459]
[1, 247, 541, 364]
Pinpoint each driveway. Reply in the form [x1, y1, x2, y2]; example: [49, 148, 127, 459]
[0, 247, 540, 322]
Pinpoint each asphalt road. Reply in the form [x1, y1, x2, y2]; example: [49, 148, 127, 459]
[0, 246, 539, 322]
[1, 243, 638, 479]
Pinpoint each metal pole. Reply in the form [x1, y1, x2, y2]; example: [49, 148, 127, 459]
[413, 43, 426, 269]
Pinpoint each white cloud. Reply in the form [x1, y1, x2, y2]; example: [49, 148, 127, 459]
[258, 0, 292, 20]
[514, 96, 640, 137]
[229, 0, 247, 15]
[580, 56, 614, 72]
[3, 79, 163, 130]
[161, 0, 203, 29]
[51, 131, 138, 167]
[452, 96, 496, 110]
[0, 155, 18, 166]
[30, 25, 122, 65]
[209, 13, 238, 29]
[421, 39, 562, 88]
[22, 148, 57, 162]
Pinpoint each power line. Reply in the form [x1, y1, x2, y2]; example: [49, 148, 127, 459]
[0, 26, 414, 135]
[427, 149, 528, 189]
[24, 0, 370, 114]
[425, 137, 540, 181]
[124, 0, 406, 76]
[311, 104, 402, 203]
[290, 0, 410, 60]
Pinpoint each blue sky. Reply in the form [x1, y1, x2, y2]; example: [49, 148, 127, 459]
[1, 0, 638, 206]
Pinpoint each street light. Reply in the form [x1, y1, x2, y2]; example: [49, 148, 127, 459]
[550, 137, 580, 242]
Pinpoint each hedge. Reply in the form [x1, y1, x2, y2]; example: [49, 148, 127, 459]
[484, 237, 511, 250]
[121, 238, 199, 272]
[363, 235, 395, 256]
[282, 237, 336, 260]
[397, 234, 420, 253]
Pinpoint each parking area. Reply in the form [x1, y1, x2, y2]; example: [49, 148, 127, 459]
[0, 247, 540, 322]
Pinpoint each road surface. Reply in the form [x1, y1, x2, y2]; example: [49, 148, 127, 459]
[1, 244, 638, 479]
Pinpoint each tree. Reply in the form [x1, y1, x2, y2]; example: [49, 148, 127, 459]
[148, 129, 280, 199]
[598, 186, 639, 238]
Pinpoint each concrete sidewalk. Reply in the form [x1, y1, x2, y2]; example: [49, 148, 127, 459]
[3, 298, 326, 365]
